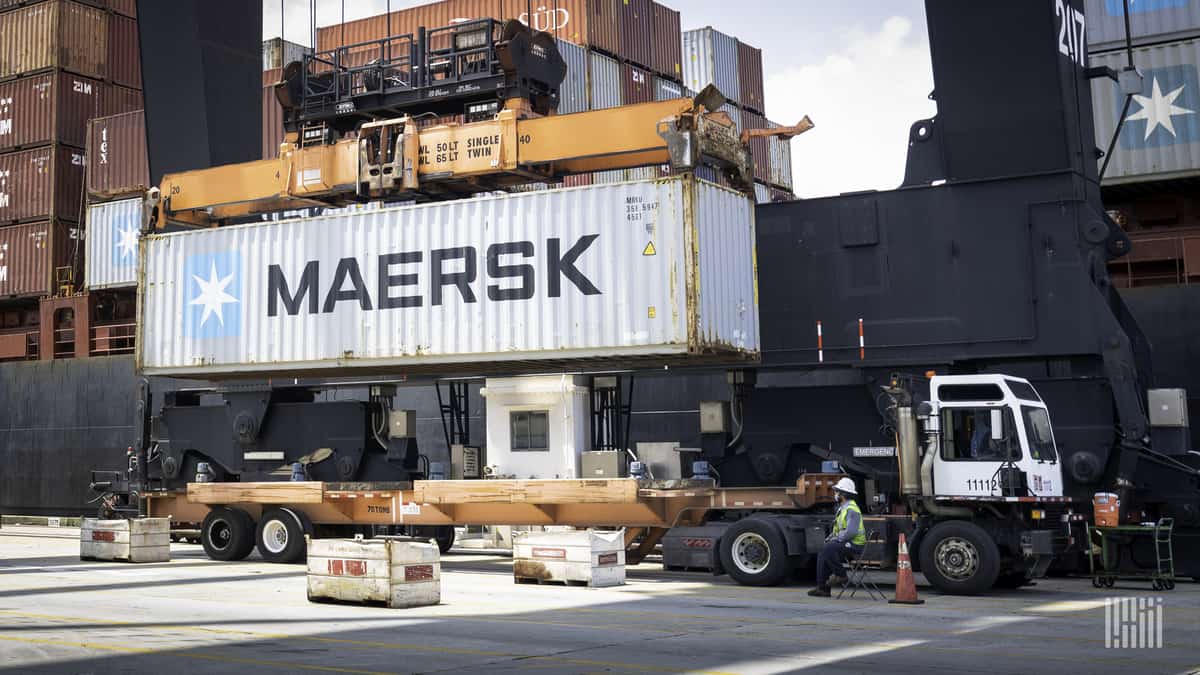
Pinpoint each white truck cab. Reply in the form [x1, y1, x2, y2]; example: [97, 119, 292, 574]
[924, 374, 1063, 499]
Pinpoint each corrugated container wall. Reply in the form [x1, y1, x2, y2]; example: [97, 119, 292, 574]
[556, 39, 590, 114]
[737, 40, 765, 113]
[107, 12, 141, 88]
[767, 120, 794, 190]
[622, 63, 653, 104]
[589, 51, 622, 110]
[108, 0, 136, 17]
[0, 145, 85, 223]
[1086, 0, 1200, 52]
[263, 85, 284, 160]
[0, 220, 79, 298]
[618, 0, 652, 69]
[753, 182, 769, 204]
[86, 110, 149, 199]
[0, 72, 141, 151]
[0, 1, 108, 80]
[263, 38, 311, 70]
[315, 0, 621, 59]
[1091, 39, 1200, 183]
[741, 109, 769, 183]
[649, 2, 681, 80]
[84, 197, 140, 289]
[682, 27, 740, 105]
[653, 76, 683, 101]
[138, 175, 759, 377]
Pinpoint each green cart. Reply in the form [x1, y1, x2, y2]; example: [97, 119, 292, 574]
[1088, 517, 1176, 591]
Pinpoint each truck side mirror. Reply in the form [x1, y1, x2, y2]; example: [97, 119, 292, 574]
[990, 409, 1004, 441]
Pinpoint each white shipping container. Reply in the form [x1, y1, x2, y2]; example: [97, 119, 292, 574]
[1085, 0, 1200, 52]
[85, 197, 142, 290]
[1090, 39, 1200, 183]
[753, 183, 770, 204]
[654, 76, 684, 102]
[138, 175, 759, 378]
[683, 28, 741, 106]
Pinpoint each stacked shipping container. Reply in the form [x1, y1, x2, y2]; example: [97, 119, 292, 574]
[1087, 0, 1200, 288]
[0, 0, 142, 316]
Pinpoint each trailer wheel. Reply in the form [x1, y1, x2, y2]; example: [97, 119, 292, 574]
[719, 518, 790, 587]
[201, 507, 255, 561]
[433, 526, 456, 554]
[918, 520, 1000, 595]
[255, 508, 311, 564]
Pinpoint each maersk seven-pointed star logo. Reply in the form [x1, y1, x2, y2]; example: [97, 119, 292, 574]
[1120, 65, 1199, 149]
[111, 222, 138, 268]
[182, 252, 241, 338]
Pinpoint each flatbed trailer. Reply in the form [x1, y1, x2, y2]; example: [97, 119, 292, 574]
[145, 474, 843, 567]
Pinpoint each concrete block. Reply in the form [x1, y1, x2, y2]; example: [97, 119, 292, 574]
[80, 518, 171, 563]
[513, 529, 625, 588]
[307, 538, 440, 608]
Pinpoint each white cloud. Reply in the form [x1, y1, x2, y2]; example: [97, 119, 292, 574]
[765, 16, 935, 198]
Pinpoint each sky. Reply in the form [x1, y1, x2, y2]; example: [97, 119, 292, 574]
[263, 1, 936, 198]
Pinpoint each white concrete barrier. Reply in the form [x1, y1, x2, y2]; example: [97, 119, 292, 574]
[306, 538, 440, 608]
[513, 529, 625, 587]
[79, 518, 171, 563]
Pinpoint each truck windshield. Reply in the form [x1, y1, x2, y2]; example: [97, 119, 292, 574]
[1021, 406, 1058, 462]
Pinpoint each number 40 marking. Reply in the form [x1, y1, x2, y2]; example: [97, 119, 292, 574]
[1055, 0, 1087, 69]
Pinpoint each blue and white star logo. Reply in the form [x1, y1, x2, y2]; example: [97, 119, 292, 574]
[1119, 65, 1199, 149]
[182, 252, 241, 338]
[111, 221, 138, 268]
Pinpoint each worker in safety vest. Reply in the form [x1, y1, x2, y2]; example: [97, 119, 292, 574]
[808, 476, 867, 597]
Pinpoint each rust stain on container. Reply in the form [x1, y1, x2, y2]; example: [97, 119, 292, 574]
[86, 110, 148, 199]
[618, 0, 652, 70]
[0, 220, 80, 298]
[316, 0, 621, 61]
[107, 12, 142, 88]
[0, 1, 109, 80]
[0, 145, 86, 224]
[621, 62, 653, 105]
[737, 40, 764, 114]
[649, 1, 680, 80]
[0, 73, 142, 152]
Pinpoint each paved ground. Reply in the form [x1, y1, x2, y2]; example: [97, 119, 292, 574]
[0, 525, 1195, 675]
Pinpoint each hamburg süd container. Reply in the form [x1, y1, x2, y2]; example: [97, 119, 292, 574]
[0, 220, 80, 298]
[263, 85, 284, 160]
[617, 0, 653, 70]
[649, 1, 682, 80]
[86, 110, 150, 199]
[1090, 39, 1200, 184]
[107, 12, 141, 88]
[85, 197, 141, 290]
[737, 40, 765, 113]
[0, 72, 134, 152]
[0, 1, 108, 80]
[315, 0, 621, 61]
[0, 145, 86, 224]
[683, 27, 741, 106]
[1085, 0, 1200, 52]
[622, 63, 654, 105]
[138, 174, 760, 378]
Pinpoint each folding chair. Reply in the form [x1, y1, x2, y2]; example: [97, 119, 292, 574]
[838, 530, 885, 600]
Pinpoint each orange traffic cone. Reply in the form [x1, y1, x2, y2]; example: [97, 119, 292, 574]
[889, 533, 924, 605]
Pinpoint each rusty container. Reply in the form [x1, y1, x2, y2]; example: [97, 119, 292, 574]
[621, 62, 653, 104]
[108, 0, 136, 17]
[316, 0, 621, 60]
[262, 86, 284, 160]
[741, 109, 769, 183]
[737, 40, 764, 114]
[0, 219, 79, 298]
[85, 109, 148, 200]
[0, 74, 142, 152]
[617, 0, 652, 69]
[107, 12, 141, 88]
[649, 1, 681, 81]
[0, 145, 85, 224]
[0, 1, 109, 80]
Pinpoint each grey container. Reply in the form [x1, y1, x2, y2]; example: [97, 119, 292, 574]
[589, 51, 622, 110]
[557, 38, 590, 114]
[85, 197, 142, 290]
[682, 27, 740, 105]
[654, 75, 684, 101]
[1090, 39, 1200, 183]
[1086, 0, 1200, 53]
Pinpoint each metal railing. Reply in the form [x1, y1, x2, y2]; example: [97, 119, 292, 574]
[90, 322, 136, 356]
[1108, 232, 1200, 288]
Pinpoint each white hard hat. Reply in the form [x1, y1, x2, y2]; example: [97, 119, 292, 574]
[834, 477, 857, 495]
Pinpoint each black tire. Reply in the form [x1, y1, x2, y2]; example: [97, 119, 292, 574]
[255, 507, 311, 563]
[201, 507, 255, 561]
[433, 526, 456, 554]
[917, 520, 1001, 595]
[718, 517, 791, 587]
